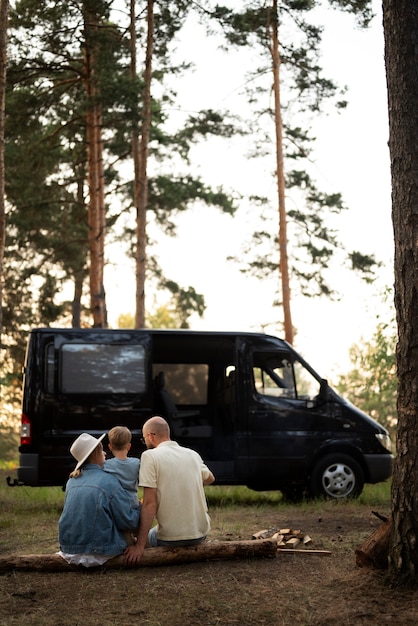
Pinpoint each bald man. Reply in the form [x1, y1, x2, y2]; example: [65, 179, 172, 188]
[125, 416, 215, 565]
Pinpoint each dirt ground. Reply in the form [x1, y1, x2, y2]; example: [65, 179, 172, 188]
[0, 498, 417, 626]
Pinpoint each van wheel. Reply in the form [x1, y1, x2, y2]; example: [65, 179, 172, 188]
[309, 454, 364, 499]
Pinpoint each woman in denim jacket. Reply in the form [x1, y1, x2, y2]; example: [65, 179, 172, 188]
[58, 432, 141, 568]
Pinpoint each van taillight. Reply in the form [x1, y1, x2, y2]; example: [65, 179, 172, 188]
[21, 414, 32, 445]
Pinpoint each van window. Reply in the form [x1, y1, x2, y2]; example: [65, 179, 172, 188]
[153, 363, 208, 404]
[253, 357, 296, 399]
[293, 360, 321, 400]
[60, 343, 147, 394]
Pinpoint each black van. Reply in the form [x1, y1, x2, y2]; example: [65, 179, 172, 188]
[9, 327, 393, 499]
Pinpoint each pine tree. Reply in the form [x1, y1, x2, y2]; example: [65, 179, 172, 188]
[0, 0, 8, 345]
[209, 0, 376, 342]
[3, 0, 239, 368]
[383, 0, 418, 587]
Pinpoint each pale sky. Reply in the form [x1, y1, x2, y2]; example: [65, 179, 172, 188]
[105, 0, 393, 384]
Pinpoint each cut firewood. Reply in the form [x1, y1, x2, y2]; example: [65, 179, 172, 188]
[285, 537, 300, 548]
[252, 529, 270, 539]
[0, 539, 278, 573]
[251, 526, 318, 553]
[355, 516, 391, 570]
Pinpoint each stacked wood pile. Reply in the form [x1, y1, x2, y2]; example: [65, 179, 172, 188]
[252, 527, 330, 556]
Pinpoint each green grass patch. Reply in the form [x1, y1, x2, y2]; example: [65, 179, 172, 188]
[205, 480, 392, 509]
[1, 478, 64, 516]
[205, 485, 284, 507]
[358, 479, 391, 507]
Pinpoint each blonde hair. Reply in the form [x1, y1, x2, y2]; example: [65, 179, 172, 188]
[108, 426, 132, 450]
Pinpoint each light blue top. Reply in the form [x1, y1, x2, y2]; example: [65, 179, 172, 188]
[59, 464, 140, 556]
[103, 457, 140, 506]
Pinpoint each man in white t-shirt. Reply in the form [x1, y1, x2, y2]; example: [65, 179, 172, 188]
[125, 415, 215, 565]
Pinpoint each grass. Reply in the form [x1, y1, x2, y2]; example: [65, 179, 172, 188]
[206, 481, 392, 508]
[1, 473, 392, 514]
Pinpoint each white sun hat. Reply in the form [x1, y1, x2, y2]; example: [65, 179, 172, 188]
[70, 432, 106, 471]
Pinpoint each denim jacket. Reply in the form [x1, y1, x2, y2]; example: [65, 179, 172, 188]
[59, 464, 140, 556]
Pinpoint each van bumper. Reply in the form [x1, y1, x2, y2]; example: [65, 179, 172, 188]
[363, 454, 394, 483]
[17, 453, 39, 486]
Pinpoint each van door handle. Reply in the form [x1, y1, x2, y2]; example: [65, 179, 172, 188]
[249, 409, 269, 418]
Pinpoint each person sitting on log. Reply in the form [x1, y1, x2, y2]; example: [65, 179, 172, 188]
[58, 432, 141, 568]
[104, 426, 141, 507]
[125, 415, 215, 566]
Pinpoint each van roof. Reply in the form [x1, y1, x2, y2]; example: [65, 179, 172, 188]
[30, 327, 290, 345]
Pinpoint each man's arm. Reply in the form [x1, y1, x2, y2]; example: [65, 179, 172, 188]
[203, 469, 215, 486]
[125, 486, 158, 565]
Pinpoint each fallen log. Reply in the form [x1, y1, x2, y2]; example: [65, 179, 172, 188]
[0, 538, 278, 573]
[355, 515, 392, 570]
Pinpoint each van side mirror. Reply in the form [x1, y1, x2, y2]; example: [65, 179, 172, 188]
[317, 379, 330, 405]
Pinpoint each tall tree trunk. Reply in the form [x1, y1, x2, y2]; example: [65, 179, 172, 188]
[0, 0, 8, 344]
[268, 0, 293, 345]
[83, 3, 107, 328]
[383, 0, 418, 586]
[71, 174, 87, 328]
[131, 0, 154, 329]
[72, 270, 84, 328]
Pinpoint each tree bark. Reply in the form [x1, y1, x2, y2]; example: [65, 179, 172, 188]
[0, 0, 8, 343]
[0, 539, 278, 573]
[383, 0, 418, 586]
[268, 0, 293, 345]
[132, 0, 154, 329]
[83, 2, 107, 328]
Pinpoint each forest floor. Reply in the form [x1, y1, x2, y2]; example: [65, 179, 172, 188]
[0, 474, 416, 625]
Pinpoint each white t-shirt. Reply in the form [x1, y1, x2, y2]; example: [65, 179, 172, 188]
[139, 440, 211, 542]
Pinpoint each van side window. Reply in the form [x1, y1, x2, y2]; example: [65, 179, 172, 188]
[153, 363, 208, 404]
[293, 360, 321, 400]
[60, 343, 147, 394]
[152, 363, 211, 439]
[253, 359, 296, 399]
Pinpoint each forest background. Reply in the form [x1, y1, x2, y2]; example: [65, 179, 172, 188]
[0, 0, 396, 465]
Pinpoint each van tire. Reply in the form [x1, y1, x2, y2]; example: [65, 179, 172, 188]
[309, 453, 364, 499]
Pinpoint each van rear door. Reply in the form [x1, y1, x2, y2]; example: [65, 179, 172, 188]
[20, 329, 153, 486]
